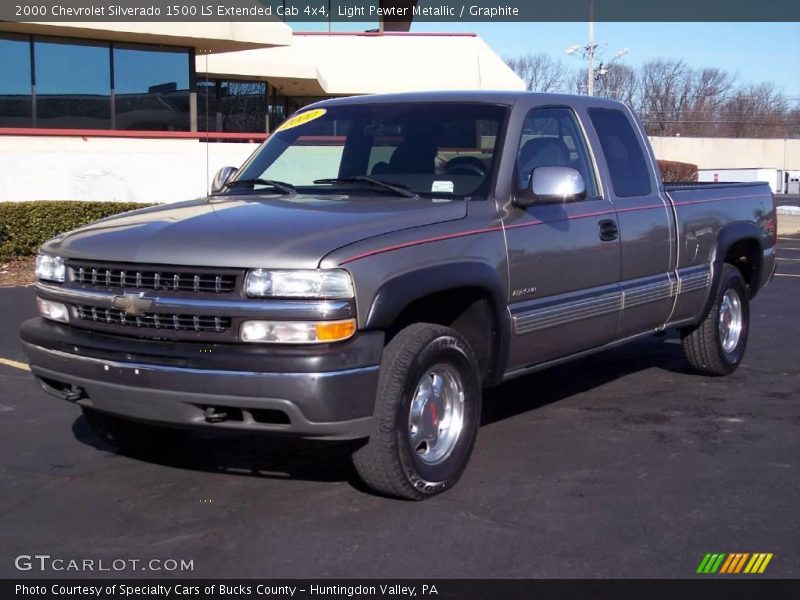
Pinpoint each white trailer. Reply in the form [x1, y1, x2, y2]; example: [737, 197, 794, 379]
[786, 171, 800, 195]
[697, 168, 786, 194]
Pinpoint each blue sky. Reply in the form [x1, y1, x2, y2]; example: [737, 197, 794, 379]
[416, 22, 800, 98]
[303, 21, 800, 102]
[417, 22, 800, 101]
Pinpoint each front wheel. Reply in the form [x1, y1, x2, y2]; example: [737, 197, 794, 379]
[352, 323, 482, 500]
[681, 264, 750, 376]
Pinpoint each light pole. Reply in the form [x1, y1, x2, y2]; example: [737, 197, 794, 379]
[566, 0, 629, 96]
[587, 0, 595, 96]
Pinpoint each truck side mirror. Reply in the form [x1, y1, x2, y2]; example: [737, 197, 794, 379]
[515, 166, 587, 208]
[210, 166, 238, 194]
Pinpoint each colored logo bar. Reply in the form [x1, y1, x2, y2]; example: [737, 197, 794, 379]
[697, 553, 773, 574]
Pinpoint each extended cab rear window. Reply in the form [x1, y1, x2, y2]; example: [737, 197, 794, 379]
[588, 108, 652, 197]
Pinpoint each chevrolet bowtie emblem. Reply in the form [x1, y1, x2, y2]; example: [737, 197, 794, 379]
[111, 292, 153, 316]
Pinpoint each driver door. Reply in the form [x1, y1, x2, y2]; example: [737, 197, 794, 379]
[503, 106, 621, 371]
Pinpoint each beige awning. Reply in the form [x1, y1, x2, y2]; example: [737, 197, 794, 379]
[1, 21, 292, 53]
[198, 44, 327, 96]
[294, 33, 525, 94]
[196, 32, 525, 97]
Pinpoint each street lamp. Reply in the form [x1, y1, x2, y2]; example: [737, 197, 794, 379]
[596, 48, 630, 80]
[565, 1, 629, 96]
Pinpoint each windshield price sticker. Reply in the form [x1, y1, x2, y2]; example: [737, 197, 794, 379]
[275, 109, 327, 133]
[432, 181, 455, 193]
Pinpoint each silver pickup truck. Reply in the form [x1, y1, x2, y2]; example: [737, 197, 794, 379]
[21, 92, 777, 500]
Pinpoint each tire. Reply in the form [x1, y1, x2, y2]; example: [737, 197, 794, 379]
[681, 264, 750, 376]
[81, 408, 191, 454]
[352, 323, 482, 500]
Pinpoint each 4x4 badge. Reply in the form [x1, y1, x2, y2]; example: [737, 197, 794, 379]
[111, 292, 153, 316]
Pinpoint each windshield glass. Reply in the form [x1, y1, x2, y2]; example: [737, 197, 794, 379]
[234, 102, 507, 198]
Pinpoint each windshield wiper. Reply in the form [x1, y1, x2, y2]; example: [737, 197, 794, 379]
[313, 176, 419, 199]
[224, 178, 296, 195]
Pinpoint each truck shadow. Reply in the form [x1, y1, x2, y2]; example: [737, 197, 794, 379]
[71, 416, 361, 484]
[482, 331, 692, 426]
[70, 332, 692, 488]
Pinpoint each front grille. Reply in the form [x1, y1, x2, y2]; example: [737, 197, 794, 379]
[75, 305, 231, 333]
[71, 264, 237, 293]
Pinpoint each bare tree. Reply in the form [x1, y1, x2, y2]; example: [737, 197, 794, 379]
[505, 53, 568, 93]
[719, 84, 790, 138]
[506, 51, 798, 138]
[680, 68, 737, 136]
[568, 69, 587, 95]
[594, 63, 639, 109]
[633, 62, 792, 138]
[788, 106, 800, 139]
[639, 59, 693, 136]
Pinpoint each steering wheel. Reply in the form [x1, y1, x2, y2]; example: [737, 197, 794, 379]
[444, 157, 486, 177]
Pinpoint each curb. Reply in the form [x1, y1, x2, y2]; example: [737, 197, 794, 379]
[777, 213, 800, 236]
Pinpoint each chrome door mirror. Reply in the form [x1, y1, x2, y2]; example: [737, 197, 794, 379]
[210, 166, 238, 194]
[515, 166, 587, 207]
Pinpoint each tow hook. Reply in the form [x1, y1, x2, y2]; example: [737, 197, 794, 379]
[204, 406, 228, 423]
[37, 376, 86, 401]
[63, 385, 85, 402]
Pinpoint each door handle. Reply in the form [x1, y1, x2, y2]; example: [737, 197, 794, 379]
[599, 219, 618, 241]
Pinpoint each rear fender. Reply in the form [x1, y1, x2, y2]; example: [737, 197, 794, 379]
[698, 222, 763, 324]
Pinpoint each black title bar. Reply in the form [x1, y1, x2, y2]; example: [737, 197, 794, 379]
[4, 579, 800, 600]
[3, 0, 800, 22]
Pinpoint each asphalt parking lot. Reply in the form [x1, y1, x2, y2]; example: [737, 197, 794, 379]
[1, 237, 798, 580]
[775, 193, 800, 209]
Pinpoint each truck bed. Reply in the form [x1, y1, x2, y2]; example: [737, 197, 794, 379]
[664, 181, 771, 193]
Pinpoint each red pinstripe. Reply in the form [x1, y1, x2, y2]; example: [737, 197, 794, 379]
[335, 193, 771, 265]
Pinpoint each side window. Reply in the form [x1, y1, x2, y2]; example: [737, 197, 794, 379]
[588, 108, 652, 197]
[516, 107, 598, 197]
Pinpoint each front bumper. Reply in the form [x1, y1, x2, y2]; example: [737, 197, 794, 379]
[20, 318, 383, 440]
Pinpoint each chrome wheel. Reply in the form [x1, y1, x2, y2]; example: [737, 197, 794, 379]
[408, 364, 465, 465]
[718, 288, 743, 353]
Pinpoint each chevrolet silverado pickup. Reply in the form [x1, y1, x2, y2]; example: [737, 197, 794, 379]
[21, 92, 777, 500]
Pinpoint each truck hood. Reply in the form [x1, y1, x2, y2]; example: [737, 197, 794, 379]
[42, 194, 468, 269]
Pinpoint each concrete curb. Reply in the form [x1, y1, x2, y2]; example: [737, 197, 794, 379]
[777, 205, 800, 216]
[777, 214, 800, 236]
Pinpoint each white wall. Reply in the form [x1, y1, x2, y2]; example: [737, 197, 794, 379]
[3, 134, 799, 204]
[649, 136, 800, 171]
[0, 136, 259, 203]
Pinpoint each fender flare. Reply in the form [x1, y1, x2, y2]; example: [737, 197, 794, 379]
[699, 222, 763, 324]
[365, 262, 510, 385]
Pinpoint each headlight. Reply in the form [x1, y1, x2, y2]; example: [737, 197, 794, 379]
[36, 297, 69, 323]
[245, 269, 353, 299]
[35, 254, 66, 283]
[240, 319, 356, 344]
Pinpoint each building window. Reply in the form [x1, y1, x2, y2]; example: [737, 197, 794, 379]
[0, 34, 193, 131]
[34, 38, 111, 129]
[197, 79, 268, 134]
[197, 78, 311, 134]
[0, 34, 33, 127]
[267, 83, 287, 132]
[113, 45, 191, 131]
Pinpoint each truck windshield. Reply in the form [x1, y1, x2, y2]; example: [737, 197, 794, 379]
[233, 102, 507, 198]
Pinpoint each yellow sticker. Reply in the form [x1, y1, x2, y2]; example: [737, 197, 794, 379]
[275, 108, 327, 133]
